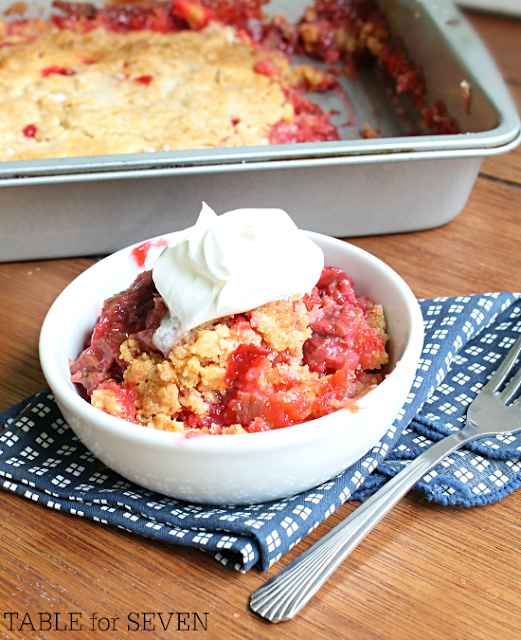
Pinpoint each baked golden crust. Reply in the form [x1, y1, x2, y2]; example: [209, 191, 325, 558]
[247, 298, 311, 359]
[0, 20, 297, 161]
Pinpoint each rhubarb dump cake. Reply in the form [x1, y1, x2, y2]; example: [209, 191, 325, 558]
[0, 0, 458, 163]
[70, 206, 389, 434]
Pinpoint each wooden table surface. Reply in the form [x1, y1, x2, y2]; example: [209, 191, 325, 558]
[1, 9, 521, 640]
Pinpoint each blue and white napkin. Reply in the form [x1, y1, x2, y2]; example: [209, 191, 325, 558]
[1, 292, 521, 572]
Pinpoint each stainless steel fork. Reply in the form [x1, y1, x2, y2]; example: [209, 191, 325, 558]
[251, 335, 521, 623]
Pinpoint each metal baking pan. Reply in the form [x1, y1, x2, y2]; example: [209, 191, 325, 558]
[0, 0, 519, 262]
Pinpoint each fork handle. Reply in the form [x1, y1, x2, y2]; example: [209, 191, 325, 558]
[250, 423, 479, 623]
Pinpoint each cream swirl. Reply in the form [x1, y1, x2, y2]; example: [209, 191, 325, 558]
[152, 203, 324, 354]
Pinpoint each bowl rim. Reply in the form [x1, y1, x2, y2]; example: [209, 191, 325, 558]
[39, 230, 424, 453]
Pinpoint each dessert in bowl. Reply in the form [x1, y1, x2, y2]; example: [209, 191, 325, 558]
[39, 206, 423, 504]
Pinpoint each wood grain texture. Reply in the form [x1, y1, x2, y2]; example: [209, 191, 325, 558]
[1, 9, 521, 640]
[466, 11, 521, 185]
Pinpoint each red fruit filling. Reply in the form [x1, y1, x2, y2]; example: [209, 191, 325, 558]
[70, 270, 166, 395]
[41, 65, 76, 77]
[134, 75, 153, 86]
[23, 124, 38, 138]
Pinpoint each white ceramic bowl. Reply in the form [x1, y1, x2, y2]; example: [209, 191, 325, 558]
[39, 231, 423, 505]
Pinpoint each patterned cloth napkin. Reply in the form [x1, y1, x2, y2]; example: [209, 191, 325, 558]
[2, 293, 521, 572]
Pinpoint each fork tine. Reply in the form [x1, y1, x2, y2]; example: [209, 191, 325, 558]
[485, 335, 521, 394]
[501, 365, 521, 405]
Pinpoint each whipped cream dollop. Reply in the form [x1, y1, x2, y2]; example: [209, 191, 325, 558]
[152, 203, 324, 355]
